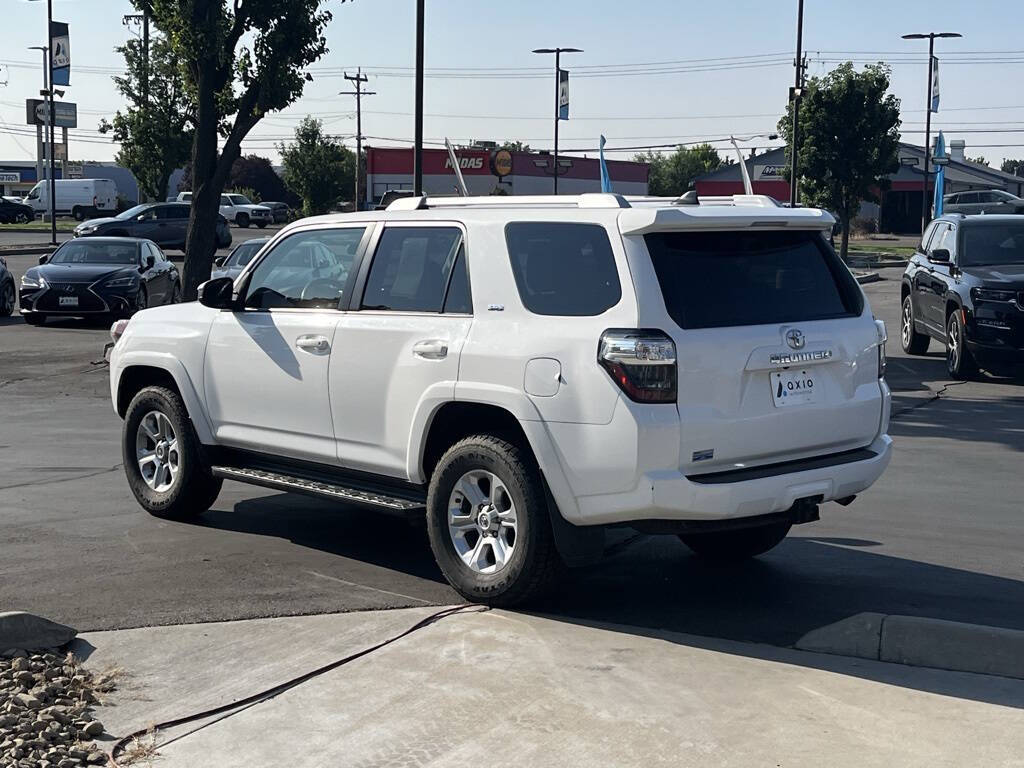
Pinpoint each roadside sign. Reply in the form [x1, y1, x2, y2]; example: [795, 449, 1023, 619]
[0, 172, 21, 184]
[43, 143, 68, 162]
[558, 69, 569, 120]
[25, 99, 78, 129]
[65, 163, 84, 179]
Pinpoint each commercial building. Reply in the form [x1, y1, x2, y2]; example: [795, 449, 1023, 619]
[0, 160, 143, 203]
[695, 141, 1024, 234]
[365, 146, 648, 206]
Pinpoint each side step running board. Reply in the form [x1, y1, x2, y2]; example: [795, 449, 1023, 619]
[211, 465, 425, 512]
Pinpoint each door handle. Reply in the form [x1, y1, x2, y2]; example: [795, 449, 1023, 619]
[295, 334, 330, 353]
[412, 339, 448, 360]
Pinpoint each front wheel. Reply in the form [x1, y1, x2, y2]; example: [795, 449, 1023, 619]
[901, 295, 930, 355]
[946, 310, 978, 380]
[15, 212, 31, 224]
[426, 435, 562, 606]
[72, 207, 85, 221]
[236, 213, 250, 228]
[679, 522, 792, 561]
[122, 386, 222, 520]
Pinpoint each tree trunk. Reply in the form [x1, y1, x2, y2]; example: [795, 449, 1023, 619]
[839, 213, 851, 263]
[182, 70, 222, 301]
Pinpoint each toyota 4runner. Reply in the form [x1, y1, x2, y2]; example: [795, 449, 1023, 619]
[108, 193, 892, 605]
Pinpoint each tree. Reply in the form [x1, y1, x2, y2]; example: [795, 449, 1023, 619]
[279, 117, 354, 216]
[499, 140, 532, 152]
[634, 144, 728, 197]
[145, 0, 340, 299]
[1001, 158, 1024, 176]
[778, 62, 901, 260]
[99, 35, 193, 203]
[229, 155, 288, 202]
[967, 156, 989, 167]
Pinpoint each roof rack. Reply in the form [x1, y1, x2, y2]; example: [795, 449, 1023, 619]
[385, 193, 632, 211]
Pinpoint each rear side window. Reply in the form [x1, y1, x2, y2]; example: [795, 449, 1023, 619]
[362, 226, 463, 312]
[645, 230, 863, 330]
[505, 222, 621, 316]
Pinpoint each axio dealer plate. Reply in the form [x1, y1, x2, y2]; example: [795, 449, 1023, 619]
[771, 369, 817, 407]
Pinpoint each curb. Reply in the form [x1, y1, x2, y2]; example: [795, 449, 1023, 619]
[795, 612, 1024, 680]
[0, 246, 55, 256]
[855, 271, 881, 285]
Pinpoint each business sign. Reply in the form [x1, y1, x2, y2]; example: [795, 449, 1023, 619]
[444, 155, 484, 171]
[43, 143, 68, 161]
[26, 99, 78, 129]
[558, 69, 569, 120]
[930, 56, 940, 113]
[0, 172, 21, 184]
[50, 21, 71, 87]
[490, 149, 513, 178]
[753, 164, 785, 180]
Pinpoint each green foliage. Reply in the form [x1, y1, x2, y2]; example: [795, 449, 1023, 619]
[1001, 158, 1024, 176]
[99, 35, 193, 202]
[967, 156, 989, 167]
[499, 141, 531, 152]
[778, 62, 901, 260]
[279, 117, 355, 216]
[634, 144, 729, 197]
[229, 155, 287, 202]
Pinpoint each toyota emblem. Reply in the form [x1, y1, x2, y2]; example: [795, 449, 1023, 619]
[785, 329, 806, 350]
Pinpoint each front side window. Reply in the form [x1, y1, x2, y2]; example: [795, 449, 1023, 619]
[961, 192, 980, 204]
[227, 240, 264, 268]
[504, 222, 621, 316]
[931, 224, 956, 259]
[229, 195, 252, 206]
[244, 228, 365, 310]
[362, 226, 463, 312]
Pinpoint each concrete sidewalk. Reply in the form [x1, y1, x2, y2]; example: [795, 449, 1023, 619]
[78, 607, 1024, 767]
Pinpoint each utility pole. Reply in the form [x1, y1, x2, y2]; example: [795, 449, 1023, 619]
[902, 31, 962, 234]
[532, 46, 582, 194]
[46, 0, 56, 246]
[123, 6, 151, 104]
[341, 68, 375, 211]
[413, 0, 424, 195]
[789, 0, 805, 207]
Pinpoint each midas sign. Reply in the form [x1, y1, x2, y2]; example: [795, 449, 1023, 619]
[445, 156, 484, 170]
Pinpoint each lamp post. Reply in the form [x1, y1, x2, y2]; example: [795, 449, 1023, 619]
[413, 0, 424, 195]
[28, 0, 58, 246]
[901, 31, 962, 234]
[532, 47, 582, 195]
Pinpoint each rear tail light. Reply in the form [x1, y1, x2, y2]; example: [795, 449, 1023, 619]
[874, 318, 887, 379]
[598, 329, 677, 403]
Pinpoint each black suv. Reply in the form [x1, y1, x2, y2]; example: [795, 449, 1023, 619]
[74, 202, 232, 251]
[901, 214, 1024, 378]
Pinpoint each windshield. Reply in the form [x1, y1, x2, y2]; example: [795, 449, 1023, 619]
[961, 222, 1024, 267]
[229, 195, 252, 206]
[116, 204, 152, 220]
[50, 241, 138, 265]
[225, 240, 265, 267]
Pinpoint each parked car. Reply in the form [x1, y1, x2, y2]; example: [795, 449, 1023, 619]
[0, 197, 35, 224]
[259, 201, 292, 224]
[106, 192, 891, 606]
[74, 202, 232, 251]
[177, 192, 272, 229]
[943, 190, 1024, 216]
[22, 179, 118, 221]
[0, 256, 15, 316]
[212, 237, 270, 281]
[901, 213, 1024, 378]
[19, 237, 180, 325]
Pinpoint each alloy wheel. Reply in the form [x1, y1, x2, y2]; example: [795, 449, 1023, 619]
[447, 469, 519, 574]
[901, 301, 913, 348]
[948, 317, 960, 372]
[135, 410, 180, 493]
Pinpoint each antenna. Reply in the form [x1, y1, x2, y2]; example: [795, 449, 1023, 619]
[730, 136, 753, 195]
[445, 138, 469, 197]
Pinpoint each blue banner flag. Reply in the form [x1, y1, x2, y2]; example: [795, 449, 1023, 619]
[50, 21, 70, 87]
[599, 135, 612, 193]
[558, 69, 569, 120]
[930, 57, 939, 113]
[933, 131, 946, 217]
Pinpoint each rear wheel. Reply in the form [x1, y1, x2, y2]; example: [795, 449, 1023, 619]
[123, 386, 222, 520]
[426, 435, 562, 606]
[900, 295, 930, 355]
[946, 310, 978, 380]
[72, 206, 85, 221]
[236, 213, 250, 228]
[679, 522, 792, 561]
[256, 221, 267, 229]
[0, 281, 14, 317]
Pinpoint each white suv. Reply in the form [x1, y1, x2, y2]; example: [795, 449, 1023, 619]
[177, 192, 272, 229]
[107, 193, 892, 605]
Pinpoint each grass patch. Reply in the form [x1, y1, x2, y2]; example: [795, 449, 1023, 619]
[847, 243, 915, 257]
[0, 221, 77, 232]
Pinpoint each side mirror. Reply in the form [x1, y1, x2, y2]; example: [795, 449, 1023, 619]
[198, 276, 236, 310]
[38, 254, 50, 265]
[928, 248, 951, 264]
[213, 256, 225, 267]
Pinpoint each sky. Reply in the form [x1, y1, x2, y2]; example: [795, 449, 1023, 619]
[2, 0, 1023, 168]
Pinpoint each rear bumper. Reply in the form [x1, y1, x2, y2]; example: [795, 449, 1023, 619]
[568, 433, 893, 526]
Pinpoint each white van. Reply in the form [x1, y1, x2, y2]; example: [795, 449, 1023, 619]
[24, 179, 118, 221]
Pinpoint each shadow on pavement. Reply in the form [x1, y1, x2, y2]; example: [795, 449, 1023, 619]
[200, 492, 1024, 708]
[890, 393, 1024, 450]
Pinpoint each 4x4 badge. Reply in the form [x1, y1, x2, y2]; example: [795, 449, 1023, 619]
[786, 329, 806, 350]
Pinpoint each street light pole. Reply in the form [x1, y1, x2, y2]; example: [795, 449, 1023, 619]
[413, 0, 424, 196]
[902, 31, 962, 235]
[789, 0, 804, 207]
[532, 47, 582, 195]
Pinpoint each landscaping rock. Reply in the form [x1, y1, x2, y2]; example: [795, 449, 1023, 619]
[0, 614, 76, 653]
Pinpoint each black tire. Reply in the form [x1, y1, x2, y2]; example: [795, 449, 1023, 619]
[23, 313, 45, 325]
[16, 212, 31, 224]
[72, 207, 85, 222]
[236, 213, 250, 228]
[0, 281, 14, 317]
[946, 310, 978, 380]
[132, 286, 148, 315]
[426, 435, 562, 607]
[122, 385, 222, 520]
[256, 221, 267, 229]
[679, 521, 792, 561]
[900, 295, 930, 355]
[170, 282, 182, 304]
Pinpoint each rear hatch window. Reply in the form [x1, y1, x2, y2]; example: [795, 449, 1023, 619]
[645, 230, 863, 329]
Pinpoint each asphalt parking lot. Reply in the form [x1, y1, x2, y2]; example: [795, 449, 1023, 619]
[1, 262, 1022, 648]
